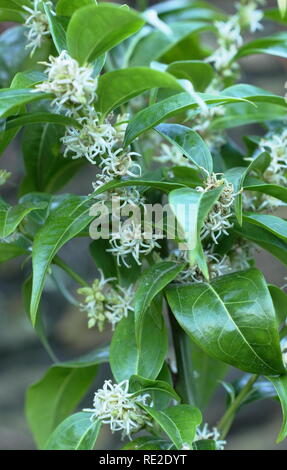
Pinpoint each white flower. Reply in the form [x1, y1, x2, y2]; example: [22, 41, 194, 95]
[154, 143, 193, 167]
[194, 423, 226, 450]
[62, 110, 117, 163]
[171, 249, 232, 284]
[0, 170, 11, 186]
[35, 51, 97, 115]
[192, 105, 226, 149]
[206, 18, 242, 78]
[259, 130, 287, 186]
[84, 380, 152, 439]
[196, 173, 236, 244]
[100, 148, 142, 179]
[77, 271, 134, 330]
[229, 241, 254, 271]
[23, 0, 53, 56]
[92, 181, 146, 213]
[236, 1, 265, 32]
[108, 221, 162, 267]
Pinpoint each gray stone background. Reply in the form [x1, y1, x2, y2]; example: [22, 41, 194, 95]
[0, 0, 287, 450]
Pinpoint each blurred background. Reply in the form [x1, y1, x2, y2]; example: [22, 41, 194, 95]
[1, 0, 287, 450]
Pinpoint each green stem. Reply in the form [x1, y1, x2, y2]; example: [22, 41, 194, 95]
[217, 374, 259, 439]
[53, 256, 88, 287]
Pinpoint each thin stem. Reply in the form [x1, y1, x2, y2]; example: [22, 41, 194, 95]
[217, 374, 259, 439]
[53, 256, 88, 287]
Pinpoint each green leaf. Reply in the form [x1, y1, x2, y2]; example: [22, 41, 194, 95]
[56, 0, 96, 17]
[129, 375, 180, 403]
[5, 113, 80, 131]
[267, 375, 287, 443]
[168, 186, 224, 279]
[134, 261, 184, 345]
[166, 60, 214, 92]
[67, 3, 145, 65]
[124, 92, 249, 146]
[0, 198, 47, 238]
[193, 439, 217, 450]
[175, 332, 228, 410]
[166, 268, 285, 375]
[0, 88, 51, 118]
[122, 436, 171, 450]
[30, 196, 93, 325]
[269, 284, 287, 325]
[224, 167, 246, 225]
[141, 404, 202, 449]
[233, 221, 287, 268]
[0, 242, 28, 263]
[43, 2, 67, 53]
[243, 213, 287, 242]
[45, 413, 101, 450]
[110, 305, 168, 382]
[155, 123, 213, 173]
[10, 70, 47, 89]
[96, 67, 183, 116]
[129, 21, 209, 67]
[26, 347, 108, 448]
[244, 177, 287, 204]
[237, 33, 287, 60]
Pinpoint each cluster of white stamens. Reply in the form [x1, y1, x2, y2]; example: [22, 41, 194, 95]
[84, 380, 152, 439]
[35, 51, 97, 115]
[194, 423, 226, 450]
[197, 173, 236, 244]
[108, 221, 162, 267]
[259, 130, 287, 186]
[77, 271, 134, 330]
[23, 0, 53, 56]
[206, 0, 264, 78]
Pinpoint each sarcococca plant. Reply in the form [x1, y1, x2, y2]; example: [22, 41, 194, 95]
[1, 0, 287, 451]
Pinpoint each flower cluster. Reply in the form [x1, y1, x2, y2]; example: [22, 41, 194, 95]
[23, 0, 53, 56]
[197, 173, 236, 244]
[35, 50, 98, 115]
[77, 271, 134, 330]
[259, 129, 287, 186]
[206, 0, 264, 79]
[108, 221, 162, 268]
[84, 380, 152, 439]
[171, 249, 232, 284]
[194, 423, 226, 450]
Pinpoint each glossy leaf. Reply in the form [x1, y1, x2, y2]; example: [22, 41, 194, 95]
[166, 60, 214, 92]
[6, 113, 80, 131]
[0, 198, 47, 238]
[122, 436, 171, 450]
[67, 4, 145, 65]
[0, 242, 28, 263]
[155, 123, 213, 173]
[244, 177, 287, 204]
[169, 187, 223, 279]
[30, 196, 93, 325]
[267, 375, 287, 443]
[193, 439, 217, 450]
[0, 88, 51, 118]
[237, 33, 287, 59]
[129, 375, 180, 402]
[243, 213, 287, 242]
[124, 92, 249, 146]
[110, 305, 168, 382]
[26, 347, 108, 448]
[56, 0, 95, 17]
[269, 284, 287, 325]
[45, 413, 101, 450]
[96, 67, 183, 116]
[166, 268, 285, 375]
[134, 261, 184, 344]
[43, 2, 67, 53]
[141, 404, 202, 449]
